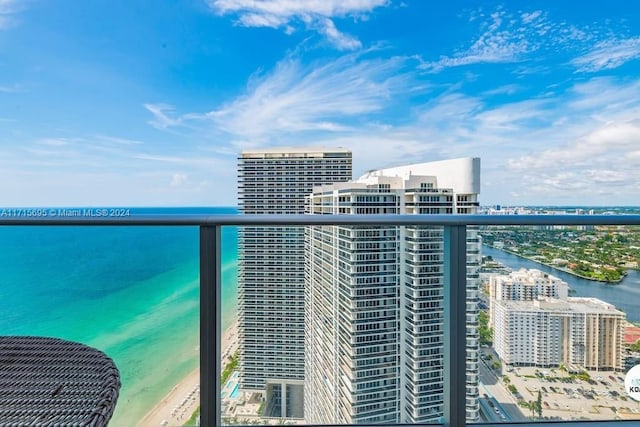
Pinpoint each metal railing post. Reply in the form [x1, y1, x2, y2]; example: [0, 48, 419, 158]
[443, 225, 467, 427]
[200, 225, 221, 427]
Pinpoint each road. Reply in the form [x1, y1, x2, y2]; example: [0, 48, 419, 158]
[478, 393, 505, 423]
[478, 357, 527, 423]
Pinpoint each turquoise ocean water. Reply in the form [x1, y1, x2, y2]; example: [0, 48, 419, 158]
[0, 207, 238, 425]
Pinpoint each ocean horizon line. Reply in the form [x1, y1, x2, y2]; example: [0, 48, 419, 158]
[0, 206, 239, 211]
[3, 205, 640, 210]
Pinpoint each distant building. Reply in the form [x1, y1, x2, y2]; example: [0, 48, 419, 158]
[493, 297, 625, 370]
[624, 322, 640, 346]
[482, 206, 533, 215]
[488, 268, 568, 327]
[237, 147, 352, 418]
[304, 157, 481, 424]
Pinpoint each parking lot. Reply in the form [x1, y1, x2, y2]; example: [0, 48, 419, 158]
[500, 364, 640, 420]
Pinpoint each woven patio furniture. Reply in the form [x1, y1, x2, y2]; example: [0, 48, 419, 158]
[0, 336, 121, 426]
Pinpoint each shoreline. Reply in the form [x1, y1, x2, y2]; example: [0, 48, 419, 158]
[138, 317, 239, 426]
[484, 244, 625, 284]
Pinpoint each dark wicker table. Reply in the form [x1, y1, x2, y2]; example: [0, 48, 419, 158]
[0, 336, 121, 426]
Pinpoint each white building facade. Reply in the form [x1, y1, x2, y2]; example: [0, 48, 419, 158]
[304, 157, 481, 424]
[488, 268, 569, 327]
[493, 297, 625, 370]
[238, 148, 352, 418]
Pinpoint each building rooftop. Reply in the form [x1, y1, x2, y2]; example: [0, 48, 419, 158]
[493, 268, 567, 284]
[624, 323, 640, 344]
[497, 296, 625, 316]
[359, 157, 480, 194]
[240, 147, 351, 157]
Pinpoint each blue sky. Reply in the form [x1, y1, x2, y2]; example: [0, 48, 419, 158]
[1, 0, 639, 207]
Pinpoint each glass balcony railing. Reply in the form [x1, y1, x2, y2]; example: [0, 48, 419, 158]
[1, 213, 639, 427]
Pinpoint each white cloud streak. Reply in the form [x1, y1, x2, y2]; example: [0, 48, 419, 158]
[571, 37, 640, 72]
[0, 84, 22, 92]
[0, 0, 23, 30]
[144, 103, 183, 129]
[316, 17, 362, 50]
[0, 131, 233, 206]
[207, 0, 389, 50]
[155, 52, 413, 145]
[421, 7, 639, 74]
[421, 9, 547, 72]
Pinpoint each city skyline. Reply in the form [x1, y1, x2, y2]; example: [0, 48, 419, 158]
[1, 1, 640, 206]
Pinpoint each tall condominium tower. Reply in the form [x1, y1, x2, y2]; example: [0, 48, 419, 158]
[237, 147, 352, 418]
[304, 157, 481, 424]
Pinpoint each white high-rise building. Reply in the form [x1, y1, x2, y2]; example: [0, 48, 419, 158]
[304, 157, 481, 424]
[493, 297, 624, 370]
[488, 268, 569, 327]
[489, 269, 625, 370]
[238, 147, 352, 418]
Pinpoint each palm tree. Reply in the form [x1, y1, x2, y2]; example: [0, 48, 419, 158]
[536, 390, 543, 418]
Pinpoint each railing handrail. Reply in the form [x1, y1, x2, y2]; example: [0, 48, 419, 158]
[1, 213, 640, 226]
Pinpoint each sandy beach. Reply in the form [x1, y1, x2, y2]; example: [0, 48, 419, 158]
[138, 319, 239, 426]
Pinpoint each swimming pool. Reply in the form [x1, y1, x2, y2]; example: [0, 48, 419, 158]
[221, 378, 240, 399]
[230, 382, 240, 398]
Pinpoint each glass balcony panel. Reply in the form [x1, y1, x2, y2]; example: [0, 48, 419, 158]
[0, 225, 201, 425]
[472, 224, 638, 424]
[2, 213, 639, 427]
[221, 223, 486, 425]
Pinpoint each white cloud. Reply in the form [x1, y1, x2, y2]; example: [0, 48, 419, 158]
[170, 173, 189, 188]
[0, 83, 22, 92]
[506, 115, 640, 202]
[93, 135, 145, 146]
[420, 9, 543, 72]
[571, 37, 640, 72]
[144, 103, 183, 129]
[207, 0, 389, 50]
[0, 131, 234, 206]
[418, 93, 482, 123]
[141, 45, 640, 205]
[420, 6, 638, 75]
[482, 84, 521, 96]
[0, 0, 19, 13]
[521, 11, 542, 25]
[316, 17, 362, 50]
[390, 76, 640, 204]
[0, 168, 215, 206]
[154, 52, 413, 145]
[37, 138, 73, 147]
[567, 77, 640, 112]
[585, 169, 627, 184]
[0, 0, 23, 30]
[475, 98, 549, 130]
[133, 153, 223, 168]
